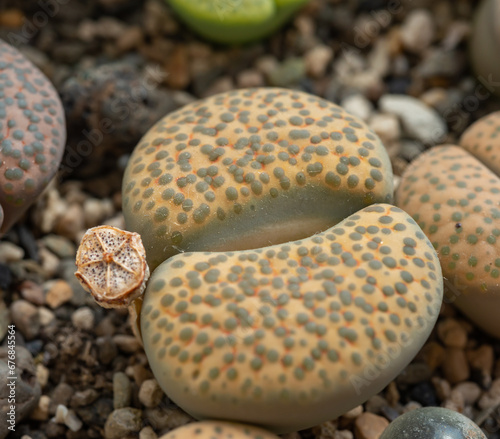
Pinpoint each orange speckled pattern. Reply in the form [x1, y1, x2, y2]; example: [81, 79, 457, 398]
[141, 204, 443, 433]
[159, 420, 281, 439]
[460, 111, 500, 176]
[122, 88, 393, 270]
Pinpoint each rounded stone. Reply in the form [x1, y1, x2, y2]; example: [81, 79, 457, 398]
[378, 407, 487, 439]
[0, 39, 66, 234]
[140, 204, 443, 433]
[123, 88, 393, 270]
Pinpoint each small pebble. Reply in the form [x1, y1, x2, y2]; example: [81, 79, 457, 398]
[38, 247, 61, 278]
[453, 382, 481, 405]
[45, 280, 73, 309]
[53, 404, 83, 432]
[36, 364, 50, 388]
[267, 57, 306, 87]
[432, 376, 451, 401]
[71, 388, 99, 407]
[50, 383, 74, 411]
[19, 280, 45, 306]
[38, 307, 56, 326]
[379, 94, 447, 145]
[467, 345, 494, 375]
[113, 372, 132, 409]
[400, 9, 435, 54]
[417, 341, 445, 371]
[83, 198, 114, 228]
[71, 307, 95, 330]
[437, 318, 468, 348]
[305, 45, 334, 78]
[0, 241, 24, 263]
[341, 94, 374, 122]
[478, 379, 500, 410]
[369, 113, 400, 147]
[112, 334, 142, 353]
[442, 348, 470, 384]
[138, 378, 163, 408]
[11, 300, 40, 340]
[41, 234, 77, 259]
[139, 426, 158, 439]
[354, 412, 389, 439]
[54, 203, 85, 241]
[236, 69, 264, 88]
[97, 336, 118, 365]
[104, 408, 142, 439]
[30, 395, 51, 421]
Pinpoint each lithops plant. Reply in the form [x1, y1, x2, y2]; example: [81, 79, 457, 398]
[77, 205, 443, 433]
[158, 420, 281, 439]
[167, 0, 310, 44]
[122, 87, 394, 271]
[395, 142, 500, 337]
[460, 111, 500, 175]
[141, 204, 442, 433]
[0, 39, 66, 234]
[379, 407, 487, 439]
[469, 0, 500, 98]
[79, 87, 444, 433]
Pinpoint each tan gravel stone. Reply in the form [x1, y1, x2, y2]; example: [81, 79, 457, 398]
[417, 341, 445, 371]
[441, 348, 470, 384]
[11, 299, 40, 340]
[437, 318, 468, 348]
[467, 345, 494, 374]
[354, 412, 389, 439]
[20, 280, 45, 306]
[45, 280, 73, 309]
[478, 379, 500, 410]
[138, 379, 163, 408]
[453, 382, 481, 405]
[432, 376, 451, 401]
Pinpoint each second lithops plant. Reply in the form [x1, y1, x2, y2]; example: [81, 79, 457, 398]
[76, 88, 443, 434]
[396, 111, 500, 337]
[0, 39, 66, 234]
[166, 0, 310, 44]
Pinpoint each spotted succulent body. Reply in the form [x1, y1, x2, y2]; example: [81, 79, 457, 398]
[122, 88, 393, 270]
[141, 204, 443, 433]
[396, 144, 500, 337]
[159, 420, 281, 439]
[0, 39, 66, 234]
[460, 111, 500, 175]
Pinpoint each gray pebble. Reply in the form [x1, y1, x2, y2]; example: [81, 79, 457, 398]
[113, 372, 132, 409]
[104, 408, 142, 439]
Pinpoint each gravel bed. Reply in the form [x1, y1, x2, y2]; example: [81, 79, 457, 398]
[1, 0, 500, 438]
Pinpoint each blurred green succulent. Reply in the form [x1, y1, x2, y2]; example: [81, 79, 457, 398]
[167, 0, 310, 44]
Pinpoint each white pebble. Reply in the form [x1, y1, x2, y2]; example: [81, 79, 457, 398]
[305, 45, 334, 78]
[341, 94, 373, 122]
[0, 242, 24, 263]
[71, 307, 95, 331]
[400, 9, 435, 53]
[379, 94, 447, 145]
